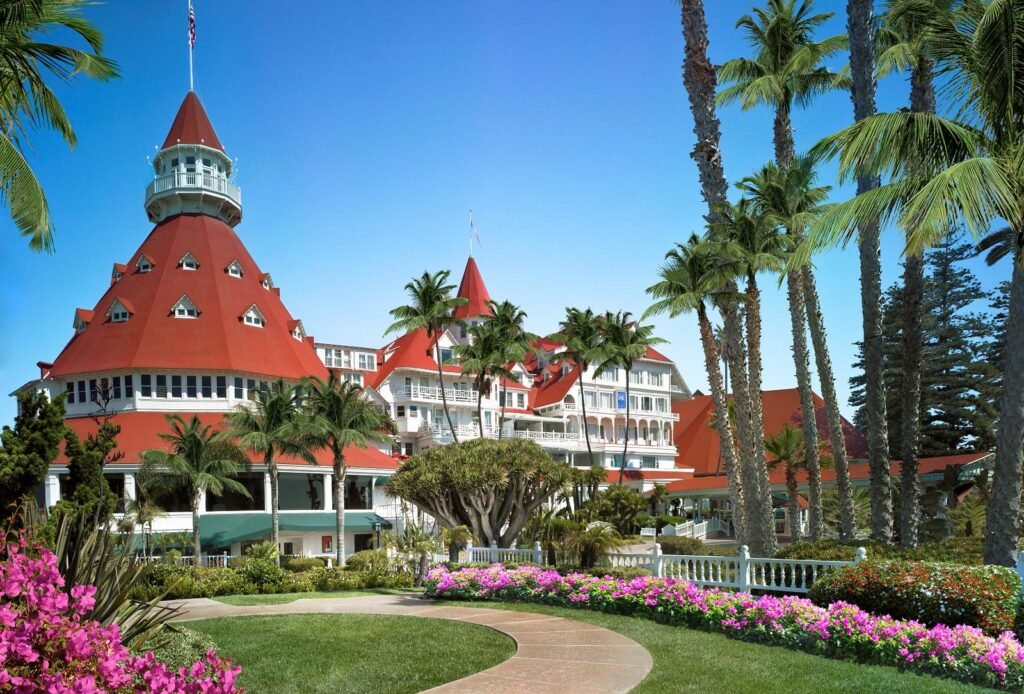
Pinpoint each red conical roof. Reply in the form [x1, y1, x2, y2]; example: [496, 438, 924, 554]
[49, 214, 327, 381]
[162, 92, 223, 151]
[452, 257, 492, 319]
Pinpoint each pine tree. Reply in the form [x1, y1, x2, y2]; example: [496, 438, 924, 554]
[60, 420, 120, 526]
[0, 392, 67, 511]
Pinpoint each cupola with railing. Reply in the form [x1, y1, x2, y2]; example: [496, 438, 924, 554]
[144, 92, 242, 227]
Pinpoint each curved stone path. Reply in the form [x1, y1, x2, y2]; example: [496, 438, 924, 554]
[169, 594, 652, 693]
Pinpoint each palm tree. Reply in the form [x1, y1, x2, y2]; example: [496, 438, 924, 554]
[596, 311, 666, 486]
[550, 307, 604, 466]
[226, 380, 320, 565]
[874, 0, 953, 549]
[738, 159, 827, 541]
[713, 324, 731, 394]
[453, 322, 513, 438]
[718, 0, 853, 543]
[649, 482, 670, 516]
[306, 374, 394, 566]
[386, 271, 468, 442]
[810, 0, 1024, 562]
[0, 0, 117, 251]
[486, 300, 536, 439]
[140, 415, 250, 562]
[646, 234, 750, 547]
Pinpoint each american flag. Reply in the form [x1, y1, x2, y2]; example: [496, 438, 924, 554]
[188, 3, 196, 49]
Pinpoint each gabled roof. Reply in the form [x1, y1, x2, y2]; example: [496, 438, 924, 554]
[49, 214, 328, 380]
[452, 257, 492, 319]
[161, 91, 224, 151]
[533, 365, 579, 407]
[644, 346, 673, 362]
[74, 308, 94, 325]
[370, 328, 462, 388]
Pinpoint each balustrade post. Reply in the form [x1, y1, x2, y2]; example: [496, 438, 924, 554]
[490, 540, 499, 565]
[222, 551, 228, 569]
[854, 546, 867, 563]
[737, 545, 750, 593]
[652, 543, 663, 578]
[533, 541, 543, 566]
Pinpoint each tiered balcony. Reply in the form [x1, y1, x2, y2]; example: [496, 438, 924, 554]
[392, 385, 479, 404]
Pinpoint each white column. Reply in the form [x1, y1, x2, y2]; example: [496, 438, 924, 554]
[44, 474, 60, 508]
[123, 473, 137, 501]
[263, 472, 272, 513]
[322, 471, 332, 511]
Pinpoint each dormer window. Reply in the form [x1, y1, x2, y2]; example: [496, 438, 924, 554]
[72, 309, 93, 334]
[242, 305, 265, 328]
[171, 295, 200, 319]
[289, 320, 306, 341]
[179, 252, 199, 271]
[226, 260, 244, 278]
[107, 298, 133, 323]
[260, 273, 274, 290]
[136, 255, 153, 274]
[111, 263, 126, 284]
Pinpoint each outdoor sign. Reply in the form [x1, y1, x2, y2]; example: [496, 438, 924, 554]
[616, 391, 626, 409]
[321, 536, 332, 554]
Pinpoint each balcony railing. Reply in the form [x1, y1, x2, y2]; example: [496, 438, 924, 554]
[418, 424, 674, 449]
[393, 386, 479, 404]
[145, 171, 242, 208]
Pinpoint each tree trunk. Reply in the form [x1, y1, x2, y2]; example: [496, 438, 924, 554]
[499, 381, 507, 440]
[269, 455, 280, 566]
[899, 58, 935, 549]
[786, 468, 801, 541]
[477, 385, 485, 439]
[847, 0, 893, 543]
[786, 267, 823, 539]
[435, 341, 459, 443]
[192, 492, 202, 566]
[802, 267, 854, 540]
[773, 100, 795, 168]
[984, 256, 1024, 566]
[578, 365, 595, 467]
[619, 375, 631, 485]
[698, 309, 745, 543]
[743, 275, 776, 556]
[335, 454, 346, 566]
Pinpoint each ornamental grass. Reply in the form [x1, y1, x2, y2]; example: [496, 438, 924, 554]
[426, 564, 1024, 690]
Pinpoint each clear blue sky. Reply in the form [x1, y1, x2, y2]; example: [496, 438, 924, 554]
[0, 1, 1009, 425]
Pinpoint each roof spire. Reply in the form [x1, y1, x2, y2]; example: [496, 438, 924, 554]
[453, 255, 492, 319]
[187, 0, 196, 91]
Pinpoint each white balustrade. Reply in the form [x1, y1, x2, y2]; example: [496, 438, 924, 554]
[392, 386, 479, 404]
[145, 171, 242, 207]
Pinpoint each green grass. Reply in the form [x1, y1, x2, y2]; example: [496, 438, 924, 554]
[434, 600, 984, 693]
[213, 588, 416, 606]
[189, 614, 514, 693]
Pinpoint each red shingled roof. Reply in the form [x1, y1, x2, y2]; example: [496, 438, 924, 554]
[161, 92, 223, 151]
[59, 413, 398, 470]
[48, 214, 328, 381]
[532, 366, 579, 407]
[452, 257, 491, 319]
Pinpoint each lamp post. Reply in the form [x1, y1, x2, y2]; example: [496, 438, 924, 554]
[373, 521, 382, 549]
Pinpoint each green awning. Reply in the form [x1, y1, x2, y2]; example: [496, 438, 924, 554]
[199, 512, 392, 550]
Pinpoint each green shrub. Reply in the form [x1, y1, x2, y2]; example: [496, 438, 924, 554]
[809, 560, 1021, 636]
[635, 513, 655, 529]
[344, 549, 390, 573]
[236, 557, 285, 588]
[244, 541, 279, 561]
[776, 537, 986, 564]
[595, 566, 652, 580]
[655, 515, 686, 529]
[281, 556, 326, 573]
[659, 536, 721, 556]
[146, 626, 218, 671]
[194, 568, 250, 597]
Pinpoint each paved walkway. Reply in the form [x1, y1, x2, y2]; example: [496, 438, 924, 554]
[169, 594, 652, 693]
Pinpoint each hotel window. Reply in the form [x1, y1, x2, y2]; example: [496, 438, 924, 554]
[498, 391, 505, 407]
[125, 375, 134, 397]
[141, 375, 152, 397]
[641, 396, 653, 411]
[642, 456, 657, 469]
[439, 348, 453, 364]
[649, 371, 663, 387]
[155, 375, 168, 398]
[234, 377, 243, 398]
[397, 406, 406, 417]
[601, 392, 613, 409]
[185, 156, 196, 173]
[77, 381, 86, 403]
[112, 376, 122, 400]
[170, 157, 179, 169]
[516, 393, 526, 408]
[226, 260, 244, 278]
[630, 369, 643, 385]
[186, 376, 197, 398]
[246, 379, 256, 400]
[136, 256, 153, 273]
[656, 398, 667, 413]
[178, 252, 199, 271]
[171, 375, 182, 398]
[403, 443, 414, 456]
[585, 390, 597, 408]
[409, 406, 418, 416]
[89, 380, 98, 403]
[201, 376, 212, 398]
[357, 353, 376, 370]
[65, 383, 74, 404]
[629, 395, 638, 410]
[172, 296, 199, 319]
[216, 376, 227, 398]
[242, 306, 264, 327]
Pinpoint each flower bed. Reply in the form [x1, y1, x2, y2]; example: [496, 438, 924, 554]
[426, 564, 1024, 690]
[0, 538, 241, 692]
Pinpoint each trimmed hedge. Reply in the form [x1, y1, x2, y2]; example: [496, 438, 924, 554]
[146, 626, 220, 671]
[808, 560, 1021, 636]
[281, 556, 327, 573]
[657, 536, 734, 557]
[776, 537, 986, 564]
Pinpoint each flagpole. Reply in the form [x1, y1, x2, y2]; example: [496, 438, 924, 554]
[188, 0, 194, 91]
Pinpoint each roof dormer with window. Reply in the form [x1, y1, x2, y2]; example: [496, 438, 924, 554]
[226, 259, 244, 278]
[73, 309, 93, 334]
[288, 319, 306, 341]
[178, 252, 199, 270]
[171, 294, 200, 319]
[107, 298, 134, 323]
[242, 304, 265, 328]
[260, 273, 274, 290]
[136, 255, 154, 273]
[111, 263, 127, 284]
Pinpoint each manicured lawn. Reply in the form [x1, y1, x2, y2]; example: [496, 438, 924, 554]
[214, 588, 416, 606]
[189, 614, 514, 693]
[434, 600, 984, 693]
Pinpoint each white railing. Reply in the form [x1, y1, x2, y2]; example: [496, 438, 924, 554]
[512, 430, 580, 443]
[466, 541, 544, 565]
[392, 386, 479, 404]
[145, 171, 242, 207]
[420, 423, 501, 440]
[660, 520, 708, 539]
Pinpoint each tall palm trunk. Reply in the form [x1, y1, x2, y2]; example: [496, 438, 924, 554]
[618, 372, 631, 485]
[268, 454, 281, 566]
[802, 267, 853, 540]
[334, 453, 346, 566]
[743, 275, 776, 555]
[786, 268, 823, 538]
[899, 58, 935, 549]
[434, 340, 459, 443]
[192, 491, 202, 564]
[476, 380, 485, 439]
[577, 365, 595, 466]
[698, 308, 745, 542]
[785, 467, 801, 540]
[984, 256, 1024, 567]
[847, 0, 892, 542]
[774, 99, 795, 168]
[499, 381, 507, 440]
